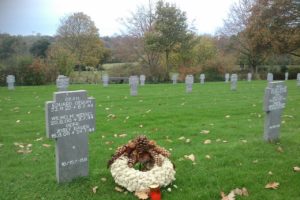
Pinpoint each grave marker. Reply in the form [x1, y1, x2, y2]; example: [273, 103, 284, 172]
[56, 75, 69, 91]
[45, 90, 95, 183]
[6, 75, 15, 90]
[185, 75, 194, 93]
[263, 81, 287, 142]
[200, 74, 205, 84]
[297, 73, 300, 86]
[225, 73, 230, 83]
[140, 75, 146, 86]
[129, 76, 139, 96]
[285, 72, 288, 81]
[171, 74, 178, 84]
[102, 74, 109, 87]
[230, 74, 238, 90]
[267, 73, 273, 82]
[247, 73, 252, 82]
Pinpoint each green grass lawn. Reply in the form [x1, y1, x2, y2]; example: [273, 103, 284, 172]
[0, 80, 299, 200]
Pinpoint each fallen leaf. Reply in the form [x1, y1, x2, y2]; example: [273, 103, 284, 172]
[167, 187, 172, 192]
[100, 177, 107, 182]
[253, 160, 258, 163]
[268, 171, 273, 175]
[92, 186, 98, 194]
[118, 134, 127, 138]
[17, 149, 32, 154]
[173, 185, 178, 189]
[222, 140, 228, 143]
[34, 137, 43, 141]
[225, 115, 231, 118]
[265, 182, 279, 189]
[185, 139, 191, 143]
[241, 139, 247, 143]
[134, 191, 149, 199]
[200, 130, 210, 134]
[232, 188, 249, 196]
[16, 120, 21, 123]
[205, 155, 211, 159]
[221, 191, 235, 200]
[115, 186, 124, 192]
[105, 107, 110, 111]
[178, 136, 185, 140]
[216, 138, 221, 142]
[184, 154, 195, 162]
[204, 139, 211, 144]
[42, 144, 51, 148]
[293, 166, 300, 172]
[146, 109, 152, 113]
[139, 124, 143, 128]
[276, 146, 284, 153]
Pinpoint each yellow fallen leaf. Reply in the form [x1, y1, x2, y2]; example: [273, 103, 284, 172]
[205, 155, 211, 159]
[277, 146, 284, 153]
[42, 144, 51, 148]
[185, 139, 191, 143]
[268, 171, 273, 175]
[265, 182, 279, 189]
[115, 186, 124, 192]
[134, 191, 149, 199]
[225, 115, 231, 118]
[146, 109, 152, 113]
[139, 124, 143, 128]
[17, 149, 32, 154]
[35, 137, 43, 141]
[100, 177, 107, 182]
[178, 136, 185, 140]
[293, 166, 300, 172]
[16, 120, 21, 123]
[184, 154, 195, 162]
[118, 134, 127, 138]
[92, 186, 98, 194]
[204, 139, 211, 144]
[200, 130, 210, 134]
[221, 191, 235, 200]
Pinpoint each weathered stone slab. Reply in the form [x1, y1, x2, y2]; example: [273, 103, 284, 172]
[247, 73, 252, 82]
[267, 73, 273, 82]
[230, 74, 238, 90]
[284, 72, 288, 81]
[102, 74, 109, 87]
[171, 73, 178, 84]
[129, 76, 139, 96]
[200, 74, 205, 84]
[140, 75, 146, 86]
[56, 75, 69, 91]
[225, 73, 230, 83]
[263, 81, 287, 142]
[45, 90, 95, 183]
[185, 75, 194, 93]
[6, 75, 15, 90]
[297, 73, 300, 86]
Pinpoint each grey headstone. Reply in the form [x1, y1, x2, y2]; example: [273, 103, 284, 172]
[102, 75, 109, 87]
[297, 73, 300, 86]
[171, 74, 178, 84]
[56, 75, 69, 92]
[263, 81, 287, 142]
[267, 73, 273, 82]
[45, 90, 95, 183]
[200, 74, 205, 84]
[6, 75, 15, 90]
[185, 75, 194, 93]
[247, 73, 252, 82]
[225, 73, 230, 83]
[285, 72, 288, 81]
[230, 74, 238, 90]
[129, 76, 138, 96]
[140, 75, 146, 86]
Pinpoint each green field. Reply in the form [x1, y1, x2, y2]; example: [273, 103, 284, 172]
[0, 81, 299, 200]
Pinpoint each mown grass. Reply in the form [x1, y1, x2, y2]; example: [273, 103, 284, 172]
[0, 80, 300, 200]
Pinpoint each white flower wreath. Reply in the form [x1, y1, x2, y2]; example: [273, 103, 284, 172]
[110, 155, 176, 192]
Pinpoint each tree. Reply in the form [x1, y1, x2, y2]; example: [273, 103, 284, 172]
[56, 12, 106, 68]
[149, 0, 192, 77]
[30, 38, 50, 58]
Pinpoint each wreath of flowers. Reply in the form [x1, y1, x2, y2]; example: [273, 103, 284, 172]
[110, 155, 176, 192]
[108, 135, 176, 192]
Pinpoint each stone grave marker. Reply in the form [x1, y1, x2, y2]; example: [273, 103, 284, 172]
[45, 90, 95, 183]
[102, 74, 109, 87]
[267, 73, 273, 82]
[247, 73, 252, 82]
[263, 81, 287, 142]
[200, 74, 205, 84]
[285, 72, 289, 81]
[140, 75, 146, 86]
[225, 73, 230, 83]
[56, 75, 69, 91]
[185, 75, 194, 93]
[297, 73, 300, 86]
[230, 74, 238, 90]
[171, 73, 178, 84]
[6, 75, 15, 90]
[129, 75, 139, 96]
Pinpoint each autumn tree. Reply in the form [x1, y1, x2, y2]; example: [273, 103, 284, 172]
[56, 12, 106, 69]
[147, 0, 192, 78]
[30, 38, 50, 58]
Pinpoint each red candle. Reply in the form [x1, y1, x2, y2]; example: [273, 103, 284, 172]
[150, 184, 161, 200]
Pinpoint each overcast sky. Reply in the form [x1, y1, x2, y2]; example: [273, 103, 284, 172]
[0, 0, 238, 36]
